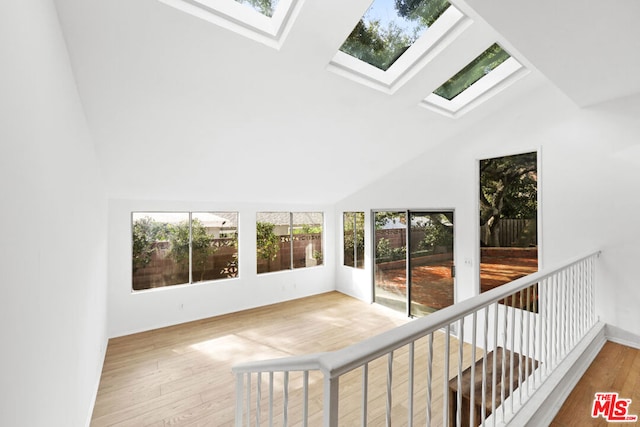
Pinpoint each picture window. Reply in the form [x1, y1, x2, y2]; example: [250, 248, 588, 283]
[256, 212, 324, 274]
[131, 212, 239, 291]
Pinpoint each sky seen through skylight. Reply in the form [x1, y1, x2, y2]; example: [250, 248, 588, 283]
[339, 0, 450, 71]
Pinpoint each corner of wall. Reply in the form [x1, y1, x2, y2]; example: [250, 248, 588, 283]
[605, 324, 640, 350]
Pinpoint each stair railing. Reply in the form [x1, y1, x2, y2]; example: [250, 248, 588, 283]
[233, 251, 600, 426]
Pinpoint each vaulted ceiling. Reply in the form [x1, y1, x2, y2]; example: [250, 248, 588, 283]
[53, 0, 640, 204]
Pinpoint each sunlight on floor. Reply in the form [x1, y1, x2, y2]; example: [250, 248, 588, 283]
[189, 334, 291, 364]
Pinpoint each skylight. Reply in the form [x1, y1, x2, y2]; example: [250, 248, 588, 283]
[433, 43, 510, 100]
[421, 43, 528, 117]
[234, 0, 280, 18]
[159, 0, 301, 49]
[339, 0, 451, 72]
[328, 0, 470, 94]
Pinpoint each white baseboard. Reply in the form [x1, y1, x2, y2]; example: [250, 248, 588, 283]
[505, 321, 607, 426]
[605, 324, 640, 350]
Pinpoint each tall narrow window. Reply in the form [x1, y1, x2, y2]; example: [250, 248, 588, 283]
[131, 212, 239, 291]
[480, 152, 538, 308]
[343, 212, 365, 269]
[257, 212, 323, 274]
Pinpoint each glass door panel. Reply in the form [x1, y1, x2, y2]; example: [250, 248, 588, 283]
[409, 212, 454, 317]
[373, 211, 407, 314]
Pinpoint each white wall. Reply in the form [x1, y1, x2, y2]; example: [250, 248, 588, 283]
[0, 1, 108, 426]
[108, 200, 335, 337]
[335, 81, 640, 337]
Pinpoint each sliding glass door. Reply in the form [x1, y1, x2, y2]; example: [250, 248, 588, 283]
[373, 211, 407, 314]
[409, 212, 454, 317]
[374, 210, 455, 317]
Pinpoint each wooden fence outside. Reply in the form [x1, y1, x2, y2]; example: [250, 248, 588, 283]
[481, 218, 537, 247]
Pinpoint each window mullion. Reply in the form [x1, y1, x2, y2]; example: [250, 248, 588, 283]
[189, 212, 193, 284]
[406, 210, 411, 318]
[289, 212, 294, 270]
[353, 214, 358, 268]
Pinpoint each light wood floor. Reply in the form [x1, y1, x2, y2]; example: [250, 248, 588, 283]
[92, 291, 637, 426]
[91, 291, 485, 426]
[551, 342, 640, 427]
[91, 292, 415, 426]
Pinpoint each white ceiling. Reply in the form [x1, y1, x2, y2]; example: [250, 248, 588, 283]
[53, 0, 640, 204]
[465, 0, 640, 108]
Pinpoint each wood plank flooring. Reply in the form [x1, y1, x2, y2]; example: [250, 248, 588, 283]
[93, 291, 638, 426]
[92, 291, 485, 426]
[551, 342, 640, 427]
[91, 292, 417, 426]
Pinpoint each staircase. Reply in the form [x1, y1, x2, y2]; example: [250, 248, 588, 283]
[233, 251, 602, 426]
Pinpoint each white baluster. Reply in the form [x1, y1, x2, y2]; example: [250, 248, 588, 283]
[443, 325, 451, 427]
[426, 333, 433, 427]
[408, 342, 415, 427]
[283, 371, 288, 427]
[362, 364, 368, 427]
[302, 371, 309, 427]
[386, 352, 393, 427]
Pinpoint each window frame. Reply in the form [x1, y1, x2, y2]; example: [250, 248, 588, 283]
[421, 50, 528, 118]
[477, 150, 539, 301]
[131, 211, 239, 291]
[158, 0, 303, 49]
[343, 211, 365, 269]
[256, 211, 324, 274]
[328, 4, 470, 94]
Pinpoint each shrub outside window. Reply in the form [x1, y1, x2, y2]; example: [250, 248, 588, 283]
[256, 212, 323, 274]
[131, 212, 239, 291]
[343, 212, 365, 269]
